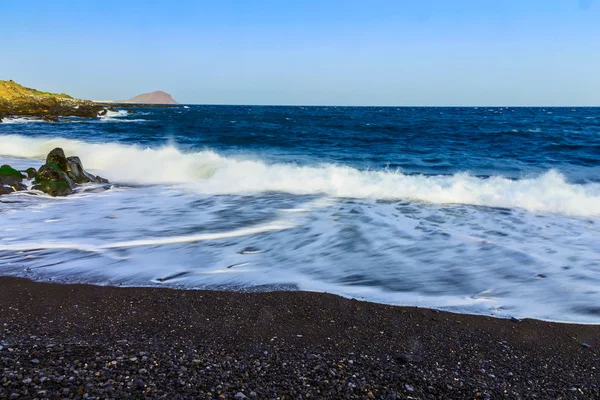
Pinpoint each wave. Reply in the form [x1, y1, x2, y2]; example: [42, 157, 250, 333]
[1, 134, 599, 216]
[99, 110, 146, 123]
[0, 117, 48, 124]
[102, 110, 128, 118]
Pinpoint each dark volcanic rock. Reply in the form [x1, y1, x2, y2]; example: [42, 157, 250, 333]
[66, 156, 97, 184]
[45, 148, 69, 171]
[95, 175, 110, 184]
[23, 167, 37, 179]
[33, 163, 74, 196]
[0, 164, 26, 194]
[32, 148, 109, 196]
[42, 114, 60, 122]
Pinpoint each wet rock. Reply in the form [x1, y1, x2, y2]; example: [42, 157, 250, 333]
[234, 392, 247, 399]
[42, 115, 60, 122]
[0, 164, 27, 194]
[33, 163, 74, 197]
[32, 148, 109, 196]
[46, 148, 69, 171]
[66, 156, 97, 184]
[24, 167, 37, 179]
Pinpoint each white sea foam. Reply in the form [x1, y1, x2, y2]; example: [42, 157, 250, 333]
[0, 165, 599, 322]
[0, 221, 294, 253]
[1, 117, 47, 124]
[102, 110, 128, 118]
[1, 134, 599, 216]
[98, 109, 146, 123]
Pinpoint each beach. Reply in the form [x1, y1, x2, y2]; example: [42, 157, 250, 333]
[2, 104, 600, 398]
[0, 276, 598, 399]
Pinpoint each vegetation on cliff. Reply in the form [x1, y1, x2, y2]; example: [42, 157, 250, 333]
[0, 80, 103, 121]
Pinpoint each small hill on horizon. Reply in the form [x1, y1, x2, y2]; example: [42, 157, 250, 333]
[124, 91, 178, 104]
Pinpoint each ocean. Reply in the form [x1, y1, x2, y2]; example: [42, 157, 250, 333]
[1, 106, 599, 323]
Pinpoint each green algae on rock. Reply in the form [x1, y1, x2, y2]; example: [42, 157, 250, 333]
[32, 148, 109, 196]
[0, 149, 109, 197]
[33, 163, 75, 196]
[0, 164, 26, 193]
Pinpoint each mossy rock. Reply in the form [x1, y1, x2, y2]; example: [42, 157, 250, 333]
[23, 167, 37, 179]
[32, 148, 108, 196]
[33, 162, 74, 196]
[0, 164, 26, 193]
[46, 148, 69, 172]
[35, 163, 73, 184]
[0, 164, 22, 178]
[32, 179, 73, 197]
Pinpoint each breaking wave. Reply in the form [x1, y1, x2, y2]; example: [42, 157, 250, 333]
[1, 134, 599, 216]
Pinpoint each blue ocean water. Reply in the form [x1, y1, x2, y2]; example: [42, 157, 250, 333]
[1, 106, 599, 322]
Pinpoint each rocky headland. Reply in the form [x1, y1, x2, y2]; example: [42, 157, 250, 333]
[0, 148, 108, 196]
[0, 80, 105, 122]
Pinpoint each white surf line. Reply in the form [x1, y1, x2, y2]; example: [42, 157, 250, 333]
[0, 242, 100, 252]
[101, 222, 295, 249]
[0, 222, 296, 252]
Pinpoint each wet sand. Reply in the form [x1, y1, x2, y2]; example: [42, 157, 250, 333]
[0, 276, 598, 399]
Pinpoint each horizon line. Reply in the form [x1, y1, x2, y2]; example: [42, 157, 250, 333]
[126, 103, 600, 108]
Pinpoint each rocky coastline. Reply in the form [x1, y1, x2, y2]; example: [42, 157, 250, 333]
[0, 80, 104, 123]
[0, 148, 108, 197]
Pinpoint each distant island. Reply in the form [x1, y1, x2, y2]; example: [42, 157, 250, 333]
[124, 91, 178, 105]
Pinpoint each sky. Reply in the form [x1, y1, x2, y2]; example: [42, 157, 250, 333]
[1, 0, 599, 106]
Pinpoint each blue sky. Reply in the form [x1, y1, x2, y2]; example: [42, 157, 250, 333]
[1, 0, 599, 105]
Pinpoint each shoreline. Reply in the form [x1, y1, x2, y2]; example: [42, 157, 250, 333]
[1, 276, 598, 399]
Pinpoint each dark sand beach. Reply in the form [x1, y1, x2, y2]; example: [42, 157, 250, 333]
[0, 277, 598, 399]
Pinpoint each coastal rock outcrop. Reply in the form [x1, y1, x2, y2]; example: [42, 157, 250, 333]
[0, 148, 109, 197]
[32, 148, 109, 196]
[0, 80, 104, 120]
[0, 164, 27, 194]
[33, 163, 75, 196]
